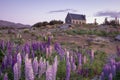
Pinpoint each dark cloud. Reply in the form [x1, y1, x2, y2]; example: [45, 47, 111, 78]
[48, 9, 77, 13]
[95, 11, 120, 18]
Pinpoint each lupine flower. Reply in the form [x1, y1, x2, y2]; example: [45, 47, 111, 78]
[83, 55, 87, 64]
[90, 49, 94, 63]
[66, 51, 71, 80]
[100, 72, 104, 80]
[8, 54, 13, 67]
[116, 62, 120, 71]
[3, 55, 7, 69]
[70, 56, 76, 71]
[46, 47, 49, 58]
[110, 58, 115, 66]
[47, 36, 51, 47]
[12, 53, 17, 67]
[52, 56, 58, 80]
[31, 50, 35, 58]
[4, 73, 8, 80]
[54, 43, 65, 60]
[13, 63, 19, 80]
[32, 57, 38, 76]
[46, 65, 53, 80]
[39, 57, 47, 78]
[78, 53, 82, 66]
[46, 56, 58, 80]
[17, 53, 22, 79]
[0, 40, 5, 50]
[49, 45, 53, 55]
[25, 54, 34, 80]
[24, 44, 30, 54]
[103, 64, 111, 78]
[108, 73, 112, 80]
[111, 65, 116, 77]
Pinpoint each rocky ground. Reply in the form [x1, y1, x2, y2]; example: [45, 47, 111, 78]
[0, 24, 120, 54]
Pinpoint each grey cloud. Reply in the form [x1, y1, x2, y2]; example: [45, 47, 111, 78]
[95, 11, 120, 18]
[49, 9, 77, 13]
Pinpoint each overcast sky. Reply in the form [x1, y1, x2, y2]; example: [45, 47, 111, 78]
[0, 0, 120, 25]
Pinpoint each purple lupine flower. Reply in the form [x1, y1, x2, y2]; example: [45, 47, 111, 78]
[46, 47, 49, 58]
[8, 54, 13, 67]
[39, 57, 47, 78]
[17, 53, 22, 79]
[108, 73, 113, 80]
[66, 51, 71, 80]
[103, 64, 111, 78]
[111, 65, 116, 77]
[32, 57, 38, 76]
[3, 55, 7, 69]
[52, 56, 58, 80]
[49, 45, 53, 55]
[12, 53, 17, 68]
[70, 56, 76, 71]
[25, 54, 34, 80]
[6, 53, 12, 68]
[78, 53, 82, 66]
[110, 58, 116, 66]
[0, 40, 5, 50]
[116, 62, 120, 71]
[24, 44, 30, 54]
[100, 72, 104, 80]
[46, 65, 53, 80]
[4, 73, 8, 80]
[54, 43, 65, 60]
[13, 63, 19, 80]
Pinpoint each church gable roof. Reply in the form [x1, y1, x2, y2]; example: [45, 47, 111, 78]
[68, 13, 86, 20]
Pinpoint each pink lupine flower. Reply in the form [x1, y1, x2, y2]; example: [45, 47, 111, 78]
[25, 54, 34, 80]
[17, 53, 22, 79]
[70, 56, 76, 71]
[52, 56, 58, 80]
[83, 55, 87, 64]
[90, 49, 94, 62]
[109, 73, 113, 80]
[66, 51, 71, 80]
[46, 56, 58, 80]
[46, 65, 53, 80]
[13, 63, 19, 80]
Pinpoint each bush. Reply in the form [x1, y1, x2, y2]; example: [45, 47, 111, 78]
[49, 20, 63, 25]
[32, 20, 63, 28]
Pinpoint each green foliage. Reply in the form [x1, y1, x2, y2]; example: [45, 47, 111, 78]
[32, 20, 63, 28]
[12, 38, 24, 45]
[82, 50, 107, 79]
[65, 29, 120, 37]
[23, 29, 29, 33]
[31, 32, 36, 36]
[57, 59, 66, 80]
[0, 49, 5, 62]
[49, 20, 63, 25]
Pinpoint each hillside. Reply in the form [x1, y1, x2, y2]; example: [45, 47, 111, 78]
[0, 20, 31, 28]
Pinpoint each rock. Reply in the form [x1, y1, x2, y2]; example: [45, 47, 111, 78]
[115, 35, 120, 41]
